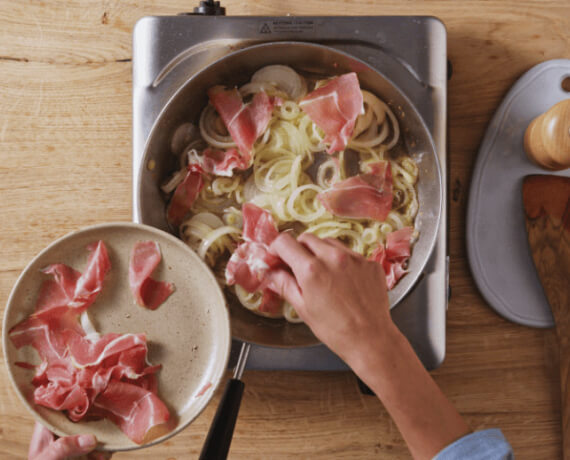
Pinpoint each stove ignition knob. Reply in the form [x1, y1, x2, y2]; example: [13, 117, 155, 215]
[182, 0, 226, 16]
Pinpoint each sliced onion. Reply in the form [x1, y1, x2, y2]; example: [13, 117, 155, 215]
[243, 174, 262, 202]
[283, 302, 303, 323]
[223, 207, 243, 228]
[199, 104, 236, 149]
[190, 212, 224, 229]
[198, 225, 241, 260]
[161, 169, 187, 194]
[251, 65, 307, 100]
[239, 81, 283, 98]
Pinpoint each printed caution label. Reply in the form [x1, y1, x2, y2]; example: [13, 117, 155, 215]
[258, 20, 316, 34]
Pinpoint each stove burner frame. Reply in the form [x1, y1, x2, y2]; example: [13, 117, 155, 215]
[132, 15, 448, 371]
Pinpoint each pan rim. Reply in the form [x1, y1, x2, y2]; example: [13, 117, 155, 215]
[137, 40, 442, 345]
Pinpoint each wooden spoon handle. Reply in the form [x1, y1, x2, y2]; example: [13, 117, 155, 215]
[524, 99, 570, 170]
[523, 175, 570, 457]
[560, 334, 570, 459]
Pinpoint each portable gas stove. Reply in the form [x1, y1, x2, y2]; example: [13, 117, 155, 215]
[132, 8, 448, 371]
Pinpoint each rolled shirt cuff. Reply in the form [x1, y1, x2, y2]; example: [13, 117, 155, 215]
[433, 429, 514, 460]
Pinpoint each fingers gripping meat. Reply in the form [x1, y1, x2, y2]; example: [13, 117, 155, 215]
[225, 203, 285, 314]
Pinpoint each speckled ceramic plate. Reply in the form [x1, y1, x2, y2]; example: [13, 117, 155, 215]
[2, 222, 231, 451]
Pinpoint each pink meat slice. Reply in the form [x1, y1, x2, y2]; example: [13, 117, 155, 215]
[241, 202, 280, 245]
[386, 226, 413, 260]
[258, 289, 283, 316]
[196, 147, 250, 176]
[166, 165, 204, 227]
[8, 241, 170, 444]
[9, 307, 84, 363]
[34, 379, 91, 422]
[11, 308, 162, 427]
[225, 204, 282, 291]
[299, 72, 363, 154]
[93, 380, 170, 445]
[129, 241, 174, 310]
[369, 227, 414, 289]
[208, 87, 276, 161]
[225, 204, 285, 315]
[225, 241, 283, 293]
[66, 331, 148, 369]
[35, 241, 110, 313]
[318, 161, 393, 222]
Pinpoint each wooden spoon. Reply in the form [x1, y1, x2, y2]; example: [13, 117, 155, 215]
[524, 99, 570, 170]
[523, 175, 570, 459]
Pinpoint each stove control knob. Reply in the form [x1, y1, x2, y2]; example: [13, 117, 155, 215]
[184, 0, 226, 16]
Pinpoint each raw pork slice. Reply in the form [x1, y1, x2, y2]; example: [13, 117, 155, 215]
[225, 204, 287, 315]
[129, 241, 174, 310]
[317, 161, 393, 222]
[194, 147, 250, 177]
[369, 227, 414, 289]
[8, 241, 170, 444]
[93, 380, 170, 445]
[299, 72, 363, 154]
[241, 202, 280, 245]
[225, 204, 282, 293]
[166, 165, 204, 227]
[258, 289, 283, 316]
[225, 241, 283, 293]
[208, 87, 277, 161]
[35, 241, 110, 314]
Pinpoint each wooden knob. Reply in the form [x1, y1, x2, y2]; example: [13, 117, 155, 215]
[524, 99, 570, 170]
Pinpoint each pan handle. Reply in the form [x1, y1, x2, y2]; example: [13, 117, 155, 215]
[199, 342, 251, 460]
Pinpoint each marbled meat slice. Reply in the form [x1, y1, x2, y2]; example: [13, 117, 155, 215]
[241, 202, 280, 245]
[194, 147, 250, 177]
[35, 240, 110, 313]
[225, 204, 285, 316]
[369, 227, 414, 289]
[8, 241, 170, 443]
[317, 160, 393, 222]
[208, 87, 277, 161]
[166, 165, 204, 227]
[129, 241, 174, 310]
[93, 380, 170, 445]
[225, 240, 283, 293]
[299, 72, 363, 154]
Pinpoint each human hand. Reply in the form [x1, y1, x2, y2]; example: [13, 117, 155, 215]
[28, 422, 111, 460]
[266, 233, 471, 460]
[265, 232, 400, 370]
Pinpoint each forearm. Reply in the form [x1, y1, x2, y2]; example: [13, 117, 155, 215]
[348, 324, 470, 460]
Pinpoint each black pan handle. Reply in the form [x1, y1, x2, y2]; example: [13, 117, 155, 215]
[199, 378, 245, 460]
[199, 342, 251, 460]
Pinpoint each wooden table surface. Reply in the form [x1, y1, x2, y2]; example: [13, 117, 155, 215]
[1, 1, 569, 458]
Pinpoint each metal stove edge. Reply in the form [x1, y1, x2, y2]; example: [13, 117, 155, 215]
[131, 15, 448, 372]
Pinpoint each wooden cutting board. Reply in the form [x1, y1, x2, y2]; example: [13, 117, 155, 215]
[523, 174, 570, 460]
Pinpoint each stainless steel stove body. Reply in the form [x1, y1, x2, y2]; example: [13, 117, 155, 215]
[132, 15, 448, 371]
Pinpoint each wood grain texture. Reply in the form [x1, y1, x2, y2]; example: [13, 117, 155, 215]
[524, 100, 570, 170]
[523, 175, 570, 459]
[0, 0, 569, 458]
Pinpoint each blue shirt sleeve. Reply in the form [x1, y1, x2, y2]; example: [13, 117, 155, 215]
[433, 429, 514, 460]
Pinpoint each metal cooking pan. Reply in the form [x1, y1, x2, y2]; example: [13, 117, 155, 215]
[137, 41, 442, 458]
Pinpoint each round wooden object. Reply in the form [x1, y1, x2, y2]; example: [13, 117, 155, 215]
[524, 99, 570, 170]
